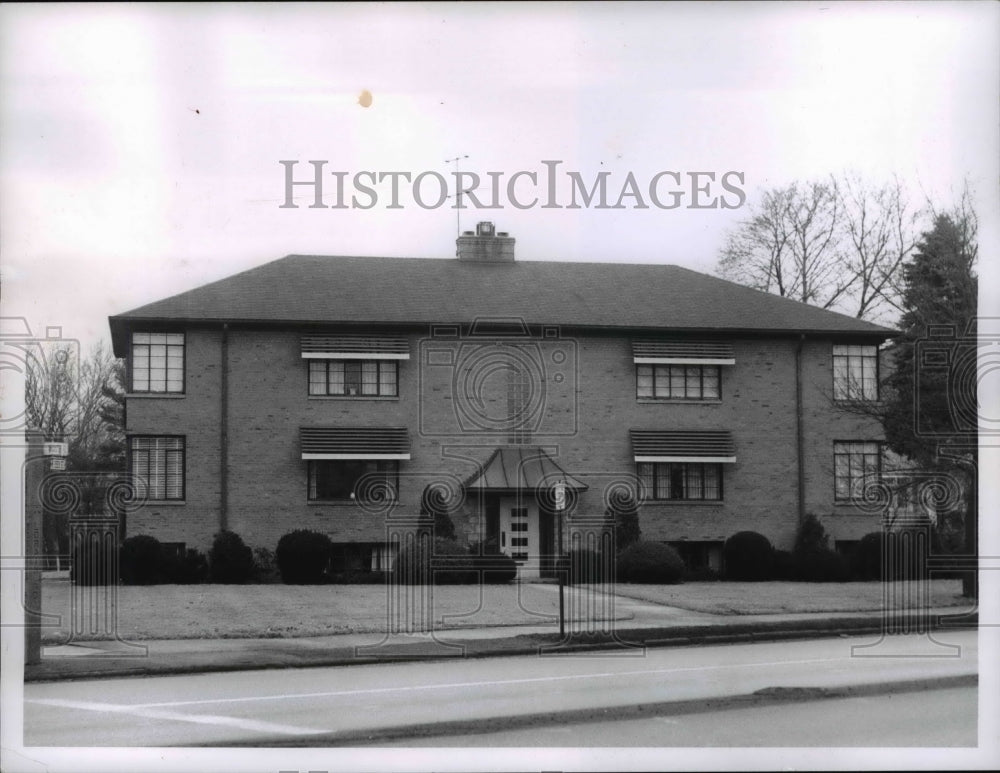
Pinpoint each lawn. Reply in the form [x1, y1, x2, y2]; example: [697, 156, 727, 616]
[40, 578, 972, 642]
[609, 579, 970, 615]
[41, 581, 615, 642]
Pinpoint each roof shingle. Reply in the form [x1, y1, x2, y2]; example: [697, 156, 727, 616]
[109, 255, 894, 353]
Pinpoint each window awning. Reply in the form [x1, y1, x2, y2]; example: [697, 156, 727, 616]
[463, 446, 588, 492]
[630, 429, 736, 463]
[632, 340, 735, 365]
[300, 334, 410, 360]
[300, 427, 411, 460]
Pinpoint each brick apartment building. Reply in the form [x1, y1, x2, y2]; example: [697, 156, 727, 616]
[109, 222, 892, 579]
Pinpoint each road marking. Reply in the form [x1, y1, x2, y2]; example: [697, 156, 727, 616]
[25, 698, 329, 736]
[128, 655, 856, 708]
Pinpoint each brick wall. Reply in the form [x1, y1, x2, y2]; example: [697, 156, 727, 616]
[124, 326, 885, 554]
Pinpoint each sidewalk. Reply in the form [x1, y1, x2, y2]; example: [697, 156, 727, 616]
[24, 585, 976, 682]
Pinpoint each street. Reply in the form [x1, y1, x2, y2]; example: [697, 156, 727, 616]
[24, 630, 977, 747]
[384, 686, 977, 747]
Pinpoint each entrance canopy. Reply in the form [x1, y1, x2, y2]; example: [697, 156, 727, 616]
[463, 446, 588, 494]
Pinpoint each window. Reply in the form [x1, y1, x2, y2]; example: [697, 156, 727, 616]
[130, 436, 184, 500]
[308, 459, 399, 501]
[131, 333, 184, 393]
[370, 543, 398, 572]
[309, 360, 398, 396]
[670, 541, 724, 572]
[833, 344, 878, 401]
[636, 365, 720, 400]
[833, 441, 882, 501]
[510, 508, 528, 561]
[636, 462, 722, 501]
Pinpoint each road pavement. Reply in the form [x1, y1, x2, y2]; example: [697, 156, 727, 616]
[384, 685, 978, 747]
[23, 629, 977, 747]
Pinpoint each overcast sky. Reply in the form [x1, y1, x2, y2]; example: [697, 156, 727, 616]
[1, 1, 998, 350]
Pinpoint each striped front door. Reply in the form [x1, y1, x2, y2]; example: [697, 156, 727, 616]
[499, 497, 540, 579]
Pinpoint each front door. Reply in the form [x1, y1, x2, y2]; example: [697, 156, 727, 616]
[498, 496, 540, 579]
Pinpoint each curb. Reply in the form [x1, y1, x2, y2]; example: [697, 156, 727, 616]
[24, 612, 977, 683]
[226, 673, 978, 747]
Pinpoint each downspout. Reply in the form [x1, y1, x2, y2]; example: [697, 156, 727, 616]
[220, 323, 229, 531]
[795, 334, 806, 525]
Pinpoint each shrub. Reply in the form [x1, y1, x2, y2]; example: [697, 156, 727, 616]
[793, 547, 850, 582]
[391, 536, 432, 585]
[331, 570, 389, 584]
[275, 529, 334, 584]
[851, 532, 884, 581]
[682, 566, 721, 582]
[795, 514, 831, 554]
[391, 537, 463, 584]
[391, 537, 519, 585]
[771, 549, 796, 580]
[70, 534, 116, 586]
[465, 551, 518, 584]
[252, 547, 282, 584]
[162, 548, 209, 584]
[208, 530, 255, 584]
[463, 539, 518, 584]
[120, 535, 165, 585]
[791, 514, 848, 582]
[723, 531, 774, 581]
[617, 541, 684, 584]
[606, 495, 641, 551]
[426, 538, 476, 584]
[561, 547, 610, 584]
[421, 484, 457, 541]
[852, 528, 939, 581]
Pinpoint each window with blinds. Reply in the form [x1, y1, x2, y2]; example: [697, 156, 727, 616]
[130, 436, 185, 500]
[308, 360, 398, 396]
[308, 460, 399, 501]
[636, 462, 723, 501]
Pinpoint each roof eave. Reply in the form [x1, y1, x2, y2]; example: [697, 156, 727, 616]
[108, 314, 896, 356]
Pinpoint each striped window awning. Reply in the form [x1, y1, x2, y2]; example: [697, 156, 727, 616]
[300, 334, 410, 360]
[632, 340, 735, 365]
[630, 429, 736, 463]
[300, 427, 411, 460]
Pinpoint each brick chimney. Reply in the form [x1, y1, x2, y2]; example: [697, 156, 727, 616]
[457, 221, 515, 262]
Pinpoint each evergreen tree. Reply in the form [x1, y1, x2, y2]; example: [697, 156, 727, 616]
[606, 495, 641, 551]
[883, 212, 978, 598]
[420, 484, 457, 541]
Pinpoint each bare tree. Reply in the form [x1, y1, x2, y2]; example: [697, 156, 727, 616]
[718, 180, 846, 310]
[26, 342, 126, 563]
[25, 344, 78, 443]
[837, 173, 922, 321]
[26, 341, 122, 465]
[718, 173, 924, 323]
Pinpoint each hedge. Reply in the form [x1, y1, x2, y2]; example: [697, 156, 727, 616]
[723, 531, 774, 581]
[120, 535, 165, 585]
[208, 530, 255, 584]
[617, 541, 684, 584]
[275, 529, 334, 584]
[561, 547, 611, 584]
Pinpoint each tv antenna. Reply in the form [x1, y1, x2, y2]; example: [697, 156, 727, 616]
[444, 154, 478, 243]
